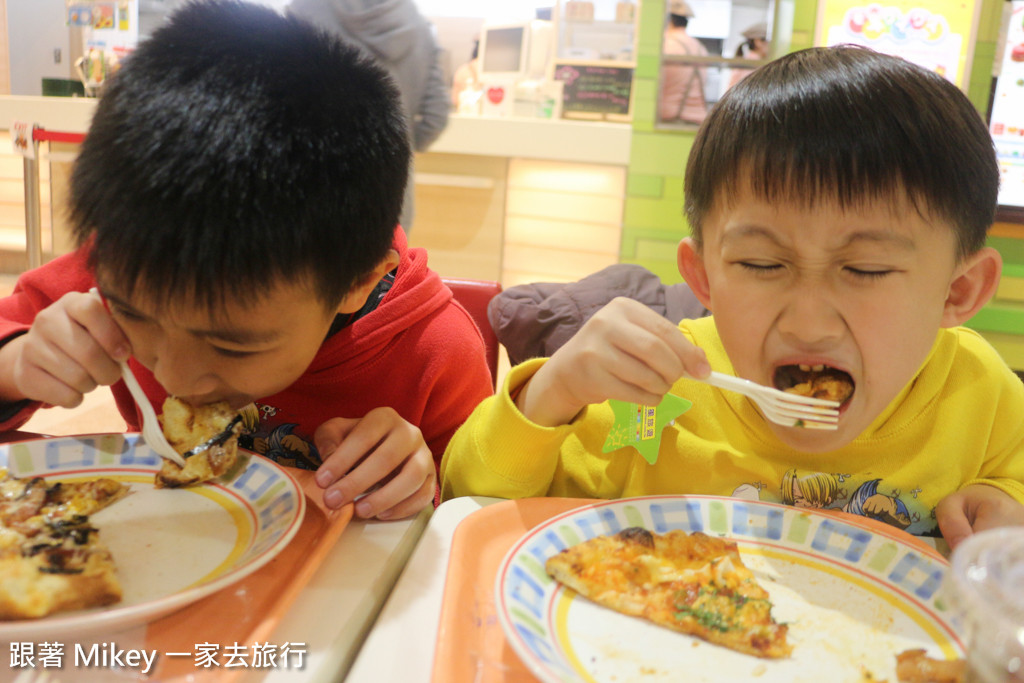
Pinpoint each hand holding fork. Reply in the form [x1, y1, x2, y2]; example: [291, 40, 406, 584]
[686, 371, 840, 429]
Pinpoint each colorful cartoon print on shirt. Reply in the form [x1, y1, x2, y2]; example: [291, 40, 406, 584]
[237, 402, 321, 470]
[781, 468, 840, 509]
[732, 468, 929, 535]
[844, 478, 912, 530]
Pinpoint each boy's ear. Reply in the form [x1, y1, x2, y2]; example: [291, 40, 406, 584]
[336, 249, 401, 314]
[677, 237, 713, 310]
[941, 246, 1002, 327]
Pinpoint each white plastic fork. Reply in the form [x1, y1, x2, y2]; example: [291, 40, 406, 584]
[119, 360, 187, 466]
[691, 371, 841, 430]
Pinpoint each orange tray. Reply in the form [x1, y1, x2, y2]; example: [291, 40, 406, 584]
[429, 498, 942, 683]
[431, 498, 592, 683]
[142, 468, 353, 682]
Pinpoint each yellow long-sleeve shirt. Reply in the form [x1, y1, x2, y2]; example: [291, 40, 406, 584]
[440, 317, 1024, 536]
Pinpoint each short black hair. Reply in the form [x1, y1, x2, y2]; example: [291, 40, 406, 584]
[70, 0, 410, 312]
[684, 46, 998, 259]
[669, 14, 690, 29]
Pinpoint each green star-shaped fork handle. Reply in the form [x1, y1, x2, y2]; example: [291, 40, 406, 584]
[603, 394, 693, 464]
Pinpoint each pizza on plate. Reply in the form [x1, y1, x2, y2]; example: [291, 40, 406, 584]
[155, 397, 242, 488]
[545, 526, 791, 659]
[0, 470, 128, 619]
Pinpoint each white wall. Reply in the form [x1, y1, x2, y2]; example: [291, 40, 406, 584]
[7, 0, 71, 95]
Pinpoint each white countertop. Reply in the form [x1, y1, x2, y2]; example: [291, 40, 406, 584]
[260, 509, 431, 683]
[428, 114, 631, 166]
[0, 95, 97, 134]
[345, 496, 499, 683]
[0, 97, 631, 166]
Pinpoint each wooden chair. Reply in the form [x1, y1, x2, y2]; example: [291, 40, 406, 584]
[442, 277, 503, 388]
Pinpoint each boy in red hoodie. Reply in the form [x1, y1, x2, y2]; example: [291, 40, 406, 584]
[0, 0, 492, 519]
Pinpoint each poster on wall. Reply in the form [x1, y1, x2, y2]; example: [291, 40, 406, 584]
[814, 1, 980, 90]
[991, 1, 1024, 215]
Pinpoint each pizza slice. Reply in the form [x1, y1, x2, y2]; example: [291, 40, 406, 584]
[0, 471, 128, 620]
[155, 397, 242, 489]
[545, 526, 791, 659]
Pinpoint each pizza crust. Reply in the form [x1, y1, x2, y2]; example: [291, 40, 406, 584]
[0, 545, 121, 619]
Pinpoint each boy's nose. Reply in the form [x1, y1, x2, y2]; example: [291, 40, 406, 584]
[775, 289, 844, 347]
[150, 347, 220, 399]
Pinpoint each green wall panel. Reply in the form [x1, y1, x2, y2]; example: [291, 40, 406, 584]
[623, 196, 687, 233]
[628, 131, 693, 176]
[990, 236, 1024, 265]
[635, 54, 660, 80]
[622, 257, 682, 284]
[626, 174, 665, 199]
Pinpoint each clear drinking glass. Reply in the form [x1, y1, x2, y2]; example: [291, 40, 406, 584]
[946, 527, 1024, 683]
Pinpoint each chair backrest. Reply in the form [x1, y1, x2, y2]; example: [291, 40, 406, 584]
[442, 277, 503, 388]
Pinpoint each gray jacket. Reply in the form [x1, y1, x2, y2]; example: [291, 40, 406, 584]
[489, 264, 710, 366]
[287, 0, 450, 229]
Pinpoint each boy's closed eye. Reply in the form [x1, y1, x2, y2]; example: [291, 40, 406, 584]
[735, 261, 898, 281]
[737, 261, 784, 276]
[108, 302, 147, 323]
[843, 266, 894, 280]
[211, 347, 259, 359]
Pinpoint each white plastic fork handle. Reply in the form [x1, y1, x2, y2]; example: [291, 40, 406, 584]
[119, 361, 187, 467]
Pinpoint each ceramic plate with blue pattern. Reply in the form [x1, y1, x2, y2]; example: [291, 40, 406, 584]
[0, 433, 304, 638]
[496, 495, 962, 683]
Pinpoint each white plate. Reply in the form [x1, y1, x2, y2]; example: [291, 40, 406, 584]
[496, 495, 963, 683]
[0, 433, 305, 638]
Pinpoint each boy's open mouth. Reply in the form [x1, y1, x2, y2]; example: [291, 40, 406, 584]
[773, 364, 855, 406]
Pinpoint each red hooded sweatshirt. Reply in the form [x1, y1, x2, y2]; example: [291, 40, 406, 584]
[0, 231, 493, 471]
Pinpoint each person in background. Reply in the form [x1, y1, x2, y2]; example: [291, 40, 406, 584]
[727, 21, 770, 89]
[658, 0, 708, 125]
[0, 0, 492, 520]
[441, 46, 1024, 549]
[451, 38, 481, 111]
[287, 0, 449, 234]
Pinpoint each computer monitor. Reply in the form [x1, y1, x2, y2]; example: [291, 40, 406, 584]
[479, 20, 553, 79]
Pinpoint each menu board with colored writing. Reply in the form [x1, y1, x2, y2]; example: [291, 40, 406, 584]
[553, 63, 633, 118]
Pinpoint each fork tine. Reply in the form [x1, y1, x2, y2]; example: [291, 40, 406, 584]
[767, 391, 841, 408]
[766, 408, 838, 425]
[761, 407, 839, 429]
[766, 403, 840, 421]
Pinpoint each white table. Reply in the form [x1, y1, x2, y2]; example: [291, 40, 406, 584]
[260, 509, 432, 683]
[345, 497, 499, 683]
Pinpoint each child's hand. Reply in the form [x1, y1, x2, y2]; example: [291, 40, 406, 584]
[0, 290, 129, 408]
[516, 297, 710, 427]
[935, 484, 1024, 550]
[313, 407, 436, 519]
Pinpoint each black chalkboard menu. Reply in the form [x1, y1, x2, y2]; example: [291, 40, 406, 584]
[553, 63, 633, 118]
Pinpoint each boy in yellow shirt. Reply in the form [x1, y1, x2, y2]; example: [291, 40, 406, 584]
[440, 46, 1024, 548]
